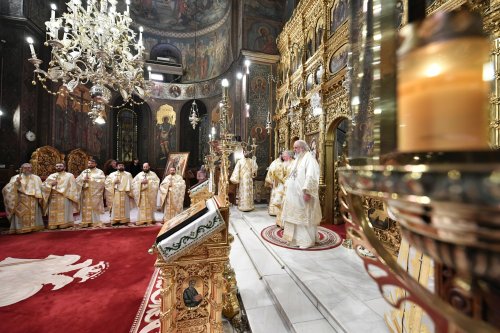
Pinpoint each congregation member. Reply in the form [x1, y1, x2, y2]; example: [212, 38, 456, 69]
[282, 140, 322, 249]
[230, 153, 258, 212]
[2, 163, 45, 234]
[127, 158, 142, 178]
[42, 162, 79, 230]
[160, 167, 186, 223]
[76, 159, 105, 228]
[105, 161, 134, 225]
[132, 162, 160, 225]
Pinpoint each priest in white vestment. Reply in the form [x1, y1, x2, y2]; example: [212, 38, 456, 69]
[132, 163, 160, 225]
[105, 162, 134, 225]
[76, 159, 105, 227]
[2, 163, 45, 234]
[230, 154, 258, 212]
[42, 163, 80, 230]
[160, 167, 186, 223]
[282, 140, 322, 248]
[265, 153, 283, 216]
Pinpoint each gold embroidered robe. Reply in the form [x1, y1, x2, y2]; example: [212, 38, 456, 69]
[105, 171, 134, 224]
[265, 158, 283, 216]
[273, 160, 292, 228]
[230, 157, 258, 212]
[2, 174, 45, 234]
[76, 168, 105, 227]
[159, 174, 186, 223]
[42, 172, 79, 229]
[132, 171, 160, 225]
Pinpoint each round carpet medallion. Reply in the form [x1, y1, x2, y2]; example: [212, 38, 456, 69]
[261, 226, 342, 251]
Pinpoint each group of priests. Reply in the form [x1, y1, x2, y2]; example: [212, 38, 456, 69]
[2, 160, 186, 234]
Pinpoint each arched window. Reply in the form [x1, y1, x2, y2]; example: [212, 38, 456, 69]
[116, 108, 137, 163]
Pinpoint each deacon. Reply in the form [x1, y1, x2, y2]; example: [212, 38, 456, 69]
[105, 161, 134, 225]
[282, 140, 322, 248]
[76, 159, 105, 228]
[230, 153, 258, 212]
[2, 163, 45, 234]
[42, 162, 80, 230]
[160, 167, 186, 223]
[265, 152, 283, 216]
[132, 162, 160, 225]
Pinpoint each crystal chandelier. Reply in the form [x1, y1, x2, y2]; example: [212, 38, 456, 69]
[27, 0, 150, 123]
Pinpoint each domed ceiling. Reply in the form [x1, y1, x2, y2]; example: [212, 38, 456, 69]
[129, 0, 231, 36]
[123, 0, 232, 83]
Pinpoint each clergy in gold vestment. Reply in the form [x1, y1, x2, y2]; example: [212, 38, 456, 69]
[76, 159, 105, 228]
[105, 162, 134, 225]
[273, 151, 293, 228]
[2, 163, 45, 234]
[230, 154, 258, 212]
[282, 140, 322, 248]
[132, 163, 160, 225]
[42, 163, 80, 230]
[159, 167, 186, 223]
[265, 153, 283, 216]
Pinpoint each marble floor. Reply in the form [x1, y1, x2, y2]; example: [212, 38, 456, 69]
[229, 205, 392, 333]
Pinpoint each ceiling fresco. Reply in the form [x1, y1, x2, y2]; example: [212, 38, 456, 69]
[128, 0, 230, 37]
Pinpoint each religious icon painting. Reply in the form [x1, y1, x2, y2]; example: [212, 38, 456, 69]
[164, 152, 190, 178]
[182, 277, 203, 309]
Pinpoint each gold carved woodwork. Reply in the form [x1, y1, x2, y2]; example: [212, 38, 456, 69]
[29, 145, 65, 180]
[66, 148, 92, 177]
[362, 197, 401, 257]
[304, 113, 320, 134]
[189, 182, 212, 207]
[155, 203, 240, 333]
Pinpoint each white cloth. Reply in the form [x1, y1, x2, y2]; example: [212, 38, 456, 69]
[282, 152, 322, 248]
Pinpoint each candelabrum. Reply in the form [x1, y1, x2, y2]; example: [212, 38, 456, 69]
[205, 79, 257, 207]
[27, 0, 151, 119]
[338, 1, 500, 332]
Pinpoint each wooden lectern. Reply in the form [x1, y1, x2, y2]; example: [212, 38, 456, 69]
[153, 196, 230, 333]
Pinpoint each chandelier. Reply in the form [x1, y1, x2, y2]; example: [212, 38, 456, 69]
[27, 0, 150, 123]
[188, 1, 201, 129]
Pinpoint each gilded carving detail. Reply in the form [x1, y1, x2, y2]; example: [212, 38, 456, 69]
[362, 197, 402, 257]
[305, 113, 320, 134]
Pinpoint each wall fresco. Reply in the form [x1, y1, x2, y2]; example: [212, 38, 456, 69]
[245, 21, 279, 54]
[243, 0, 285, 21]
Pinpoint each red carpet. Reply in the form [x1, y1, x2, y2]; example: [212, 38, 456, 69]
[261, 226, 342, 251]
[321, 223, 347, 239]
[0, 226, 160, 333]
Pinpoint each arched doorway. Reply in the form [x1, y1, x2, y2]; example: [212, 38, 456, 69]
[179, 100, 208, 168]
[110, 98, 153, 165]
[324, 117, 349, 224]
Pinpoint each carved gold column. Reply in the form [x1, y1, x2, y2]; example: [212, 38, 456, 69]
[209, 260, 225, 333]
[156, 261, 176, 333]
[484, 0, 500, 149]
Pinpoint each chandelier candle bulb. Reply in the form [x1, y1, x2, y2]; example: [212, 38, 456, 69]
[50, 4, 56, 21]
[126, 0, 130, 15]
[398, 10, 491, 152]
[26, 37, 36, 58]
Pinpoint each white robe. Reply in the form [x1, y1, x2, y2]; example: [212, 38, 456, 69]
[282, 152, 322, 248]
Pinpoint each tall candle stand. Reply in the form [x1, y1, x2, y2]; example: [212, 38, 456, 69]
[338, 1, 500, 332]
